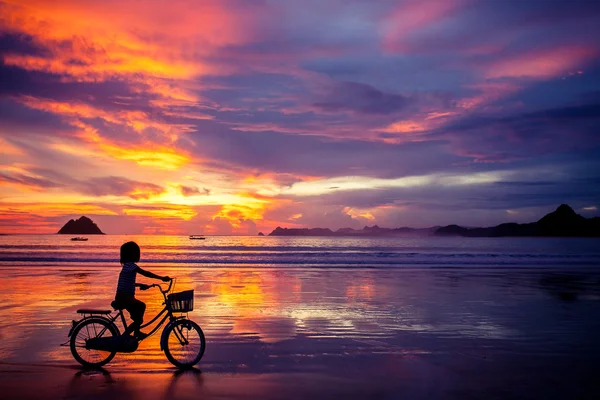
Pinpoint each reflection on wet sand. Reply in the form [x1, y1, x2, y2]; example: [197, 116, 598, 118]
[164, 368, 204, 399]
[65, 368, 129, 399]
[207, 270, 302, 343]
[1, 266, 600, 399]
[63, 367, 204, 400]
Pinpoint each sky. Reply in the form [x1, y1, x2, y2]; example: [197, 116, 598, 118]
[1, 0, 600, 235]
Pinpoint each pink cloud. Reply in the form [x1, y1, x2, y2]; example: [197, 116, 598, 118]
[484, 46, 596, 80]
[381, 0, 465, 53]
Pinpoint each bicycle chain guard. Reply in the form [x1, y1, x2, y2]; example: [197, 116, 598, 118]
[86, 335, 139, 353]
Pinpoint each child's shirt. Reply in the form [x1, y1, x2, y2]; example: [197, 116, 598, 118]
[117, 262, 138, 295]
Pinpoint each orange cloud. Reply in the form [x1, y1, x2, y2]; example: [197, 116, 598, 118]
[126, 187, 166, 200]
[213, 202, 267, 227]
[92, 139, 191, 171]
[19, 96, 194, 138]
[18, 96, 192, 169]
[0, 0, 254, 81]
[0, 137, 24, 156]
[0, 202, 117, 218]
[204, 192, 294, 234]
[122, 205, 197, 220]
[343, 207, 376, 223]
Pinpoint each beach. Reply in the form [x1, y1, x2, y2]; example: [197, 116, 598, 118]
[1, 236, 600, 399]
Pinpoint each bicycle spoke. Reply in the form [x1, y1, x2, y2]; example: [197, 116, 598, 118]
[71, 319, 117, 367]
[166, 321, 204, 367]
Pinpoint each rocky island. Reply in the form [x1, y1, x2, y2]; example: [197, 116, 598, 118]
[57, 216, 104, 235]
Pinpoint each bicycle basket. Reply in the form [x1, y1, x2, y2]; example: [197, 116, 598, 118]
[167, 290, 194, 312]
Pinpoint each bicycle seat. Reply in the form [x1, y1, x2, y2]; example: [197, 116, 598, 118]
[111, 300, 124, 310]
[77, 308, 112, 314]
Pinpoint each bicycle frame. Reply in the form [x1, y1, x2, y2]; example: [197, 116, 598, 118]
[111, 303, 176, 339]
[70, 280, 188, 345]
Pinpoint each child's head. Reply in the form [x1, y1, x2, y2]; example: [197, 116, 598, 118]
[120, 241, 140, 264]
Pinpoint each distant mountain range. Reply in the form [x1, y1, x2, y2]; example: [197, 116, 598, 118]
[57, 216, 104, 234]
[268, 205, 600, 237]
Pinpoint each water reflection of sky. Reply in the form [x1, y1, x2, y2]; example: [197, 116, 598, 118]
[2, 264, 600, 399]
[1, 266, 599, 368]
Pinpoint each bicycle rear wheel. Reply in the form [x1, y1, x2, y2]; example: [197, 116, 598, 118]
[163, 319, 205, 368]
[70, 318, 119, 368]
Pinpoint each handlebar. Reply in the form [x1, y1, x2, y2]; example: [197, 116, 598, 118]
[141, 278, 174, 294]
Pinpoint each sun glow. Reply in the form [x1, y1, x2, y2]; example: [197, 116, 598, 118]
[122, 205, 197, 220]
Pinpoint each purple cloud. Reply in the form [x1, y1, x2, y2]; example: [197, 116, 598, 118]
[312, 81, 412, 115]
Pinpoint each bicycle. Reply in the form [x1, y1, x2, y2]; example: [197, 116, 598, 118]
[66, 279, 206, 369]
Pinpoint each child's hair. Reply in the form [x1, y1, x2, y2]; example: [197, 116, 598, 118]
[120, 241, 141, 264]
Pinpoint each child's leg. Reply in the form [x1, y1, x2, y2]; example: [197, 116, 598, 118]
[125, 298, 146, 334]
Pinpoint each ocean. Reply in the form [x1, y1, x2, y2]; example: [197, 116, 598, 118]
[1, 234, 600, 268]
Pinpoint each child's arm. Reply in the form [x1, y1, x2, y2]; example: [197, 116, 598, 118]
[136, 267, 171, 282]
[135, 283, 150, 290]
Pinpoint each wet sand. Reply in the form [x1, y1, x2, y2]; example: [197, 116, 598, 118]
[1, 266, 600, 399]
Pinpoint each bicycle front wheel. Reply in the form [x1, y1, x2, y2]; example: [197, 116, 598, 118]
[70, 318, 119, 368]
[163, 319, 205, 368]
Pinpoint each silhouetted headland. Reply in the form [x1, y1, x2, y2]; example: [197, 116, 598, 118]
[57, 216, 104, 235]
[436, 204, 599, 237]
[268, 205, 599, 237]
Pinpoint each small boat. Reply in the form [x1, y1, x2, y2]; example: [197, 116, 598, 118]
[71, 237, 88, 241]
[189, 235, 205, 240]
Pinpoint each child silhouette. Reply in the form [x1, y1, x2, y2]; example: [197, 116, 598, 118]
[113, 241, 170, 338]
